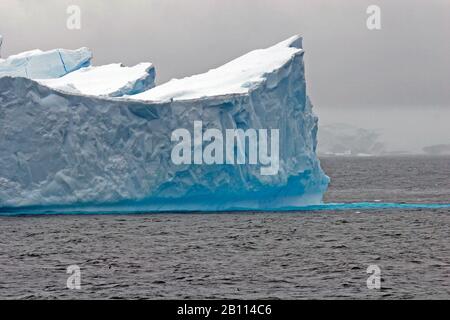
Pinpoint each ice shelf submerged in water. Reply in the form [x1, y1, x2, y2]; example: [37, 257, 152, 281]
[0, 36, 329, 211]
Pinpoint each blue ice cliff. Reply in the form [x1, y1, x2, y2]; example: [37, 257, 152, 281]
[0, 36, 329, 212]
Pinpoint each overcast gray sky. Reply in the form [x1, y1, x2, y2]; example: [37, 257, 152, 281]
[0, 0, 449, 151]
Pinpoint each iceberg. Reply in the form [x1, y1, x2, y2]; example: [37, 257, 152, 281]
[423, 144, 450, 155]
[0, 35, 329, 212]
[318, 123, 385, 156]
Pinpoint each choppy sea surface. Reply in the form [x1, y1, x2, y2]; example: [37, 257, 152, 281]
[0, 156, 449, 299]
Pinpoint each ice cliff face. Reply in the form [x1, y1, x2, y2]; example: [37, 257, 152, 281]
[0, 36, 328, 212]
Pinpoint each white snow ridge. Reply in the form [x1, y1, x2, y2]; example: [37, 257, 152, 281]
[0, 36, 329, 212]
[38, 63, 155, 97]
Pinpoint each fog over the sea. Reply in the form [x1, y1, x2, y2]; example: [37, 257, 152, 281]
[1, 0, 449, 153]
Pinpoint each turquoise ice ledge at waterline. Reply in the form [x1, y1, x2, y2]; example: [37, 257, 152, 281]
[0, 202, 449, 216]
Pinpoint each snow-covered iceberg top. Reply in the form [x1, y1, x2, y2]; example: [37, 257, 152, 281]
[38, 63, 155, 97]
[0, 35, 329, 212]
[0, 38, 155, 96]
[131, 36, 303, 101]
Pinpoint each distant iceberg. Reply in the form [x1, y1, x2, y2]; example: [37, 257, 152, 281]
[422, 144, 450, 155]
[0, 36, 329, 212]
[318, 123, 385, 156]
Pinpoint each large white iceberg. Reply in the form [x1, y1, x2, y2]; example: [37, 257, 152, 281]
[0, 36, 329, 212]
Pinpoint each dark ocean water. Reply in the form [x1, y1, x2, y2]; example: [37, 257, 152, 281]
[0, 156, 449, 299]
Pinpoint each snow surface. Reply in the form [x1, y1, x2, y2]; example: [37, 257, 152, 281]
[131, 36, 303, 102]
[38, 63, 155, 97]
[0, 35, 329, 211]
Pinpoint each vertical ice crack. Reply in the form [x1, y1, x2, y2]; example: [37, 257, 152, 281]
[57, 49, 68, 74]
